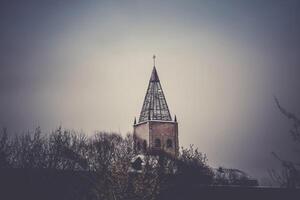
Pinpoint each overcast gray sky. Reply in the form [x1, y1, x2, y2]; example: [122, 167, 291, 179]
[1, 0, 300, 184]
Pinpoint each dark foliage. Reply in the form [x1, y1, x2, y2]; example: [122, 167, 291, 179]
[0, 127, 257, 199]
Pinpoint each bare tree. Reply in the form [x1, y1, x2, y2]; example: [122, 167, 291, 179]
[269, 97, 300, 188]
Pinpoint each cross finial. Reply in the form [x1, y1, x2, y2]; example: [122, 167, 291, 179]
[153, 54, 156, 66]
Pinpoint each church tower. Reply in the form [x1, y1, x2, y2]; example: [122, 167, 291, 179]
[133, 56, 179, 157]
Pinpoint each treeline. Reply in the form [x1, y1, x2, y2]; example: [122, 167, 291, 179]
[0, 127, 256, 200]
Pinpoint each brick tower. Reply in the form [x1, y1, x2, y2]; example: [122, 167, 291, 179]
[133, 55, 179, 157]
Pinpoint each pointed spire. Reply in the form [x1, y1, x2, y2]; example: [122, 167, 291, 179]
[150, 66, 160, 82]
[134, 117, 136, 125]
[150, 55, 159, 82]
[138, 56, 172, 123]
[174, 115, 177, 122]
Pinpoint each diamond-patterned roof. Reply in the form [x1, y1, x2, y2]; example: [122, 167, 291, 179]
[138, 66, 172, 123]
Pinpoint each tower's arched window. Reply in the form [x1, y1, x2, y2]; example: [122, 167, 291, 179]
[167, 139, 173, 148]
[143, 140, 147, 151]
[137, 142, 141, 151]
[154, 138, 161, 148]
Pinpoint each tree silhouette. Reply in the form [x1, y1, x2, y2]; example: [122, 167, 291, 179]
[0, 126, 259, 199]
[269, 97, 300, 188]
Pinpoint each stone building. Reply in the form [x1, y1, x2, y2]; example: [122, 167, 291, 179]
[133, 56, 179, 157]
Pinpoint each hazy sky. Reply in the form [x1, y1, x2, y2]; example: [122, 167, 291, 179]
[1, 0, 300, 184]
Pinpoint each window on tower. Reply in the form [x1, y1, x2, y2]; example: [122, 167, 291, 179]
[154, 138, 161, 148]
[167, 139, 173, 148]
